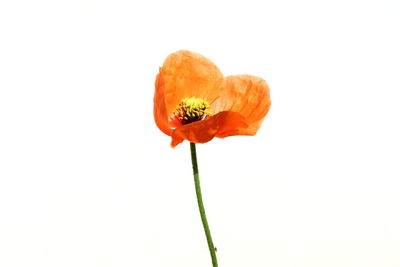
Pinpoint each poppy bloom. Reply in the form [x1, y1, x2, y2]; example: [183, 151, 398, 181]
[154, 50, 271, 147]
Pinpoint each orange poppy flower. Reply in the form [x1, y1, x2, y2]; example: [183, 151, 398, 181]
[154, 50, 271, 148]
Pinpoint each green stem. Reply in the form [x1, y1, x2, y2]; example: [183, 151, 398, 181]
[190, 142, 218, 267]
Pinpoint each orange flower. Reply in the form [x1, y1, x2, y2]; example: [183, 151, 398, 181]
[154, 50, 271, 148]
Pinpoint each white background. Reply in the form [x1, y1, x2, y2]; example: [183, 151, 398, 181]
[1, 0, 400, 266]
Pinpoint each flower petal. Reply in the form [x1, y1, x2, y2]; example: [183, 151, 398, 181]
[211, 75, 271, 136]
[160, 50, 224, 115]
[153, 70, 173, 136]
[170, 111, 248, 148]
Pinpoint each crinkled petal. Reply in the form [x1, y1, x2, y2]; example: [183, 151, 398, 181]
[160, 50, 224, 114]
[211, 75, 271, 136]
[153, 70, 173, 136]
[170, 111, 248, 147]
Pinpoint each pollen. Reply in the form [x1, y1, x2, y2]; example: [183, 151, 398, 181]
[173, 97, 212, 125]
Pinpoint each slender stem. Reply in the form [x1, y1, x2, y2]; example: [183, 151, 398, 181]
[190, 142, 218, 267]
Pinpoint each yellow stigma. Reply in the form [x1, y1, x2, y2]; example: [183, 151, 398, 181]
[173, 97, 212, 125]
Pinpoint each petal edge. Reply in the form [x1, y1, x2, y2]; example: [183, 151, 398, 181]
[170, 111, 248, 148]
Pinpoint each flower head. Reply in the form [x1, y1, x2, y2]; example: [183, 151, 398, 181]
[154, 50, 271, 147]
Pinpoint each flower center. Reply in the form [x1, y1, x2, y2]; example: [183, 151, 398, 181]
[173, 97, 212, 125]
